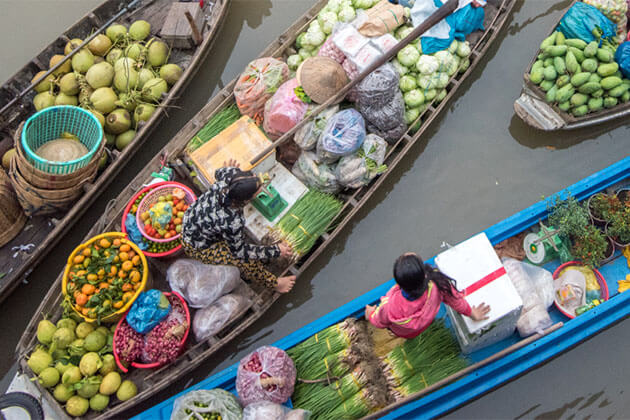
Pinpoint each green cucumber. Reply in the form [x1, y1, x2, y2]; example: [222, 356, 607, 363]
[581, 58, 598, 73]
[540, 80, 555, 92]
[601, 76, 622, 90]
[597, 62, 619, 77]
[571, 105, 589, 116]
[570, 72, 591, 87]
[578, 82, 601, 94]
[568, 47, 585, 63]
[564, 38, 587, 49]
[555, 84, 575, 103]
[555, 31, 566, 45]
[591, 89, 604, 98]
[545, 85, 559, 103]
[604, 96, 618, 108]
[622, 91, 630, 103]
[544, 45, 568, 57]
[596, 48, 613, 63]
[608, 84, 629, 97]
[543, 57, 554, 67]
[529, 68, 544, 84]
[570, 93, 588, 107]
[556, 75, 571, 87]
[588, 73, 601, 84]
[543, 66, 557, 81]
[565, 50, 579, 74]
[553, 57, 566, 75]
[584, 41, 598, 58]
[587, 97, 603, 111]
[558, 101, 571, 111]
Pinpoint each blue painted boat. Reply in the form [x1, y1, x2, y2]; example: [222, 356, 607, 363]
[136, 156, 630, 419]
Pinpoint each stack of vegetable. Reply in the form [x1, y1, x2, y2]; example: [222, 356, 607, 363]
[528, 30, 630, 116]
[26, 314, 137, 417]
[31, 19, 184, 152]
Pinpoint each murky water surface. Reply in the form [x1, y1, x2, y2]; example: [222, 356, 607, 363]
[2, 0, 630, 418]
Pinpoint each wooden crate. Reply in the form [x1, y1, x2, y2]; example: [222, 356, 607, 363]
[160, 2, 207, 49]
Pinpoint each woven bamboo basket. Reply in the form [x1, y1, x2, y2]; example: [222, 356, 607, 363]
[10, 158, 91, 200]
[0, 168, 27, 247]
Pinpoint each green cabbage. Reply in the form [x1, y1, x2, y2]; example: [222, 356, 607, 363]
[424, 89, 437, 101]
[397, 45, 420, 67]
[327, 0, 343, 13]
[299, 48, 313, 60]
[448, 40, 459, 54]
[396, 26, 413, 40]
[403, 89, 425, 107]
[399, 75, 417, 92]
[404, 107, 421, 124]
[296, 33, 306, 49]
[459, 57, 470, 73]
[338, 6, 356, 22]
[303, 25, 325, 48]
[318, 11, 338, 35]
[416, 55, 438, 75]
[436, 89, 447, 102]
[287, 54, 302, 71]
[391, 59, 409, 76]
[456, 41, 471, 58]
[434, 51, 456, 73]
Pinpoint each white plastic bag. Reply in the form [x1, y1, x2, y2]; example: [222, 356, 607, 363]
[171, 389, 242, 420]
[193, 290, 251, 341]
[335, 134, 387, 189]
[293, 105, 339, 151]
[242, 401, 311, 420]
[167, 259, 241, 308]
[522, 260, 554, 309]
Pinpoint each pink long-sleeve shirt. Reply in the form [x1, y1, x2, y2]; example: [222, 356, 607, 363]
[368, 282, 472, 339]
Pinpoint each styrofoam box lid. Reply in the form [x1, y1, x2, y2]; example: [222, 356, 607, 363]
[435, 233, 523, 333]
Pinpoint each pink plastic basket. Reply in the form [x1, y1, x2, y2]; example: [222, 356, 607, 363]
[552, 261, 609, 319]
[136, 182, 196, 243]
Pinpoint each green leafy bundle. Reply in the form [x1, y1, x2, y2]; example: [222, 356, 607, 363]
[186, 104, 241, 152]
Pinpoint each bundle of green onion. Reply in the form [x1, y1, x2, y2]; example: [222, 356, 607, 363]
[272, 190, 343, 256]
[186, 104, 241, 152]
[325, 386, 389, 419]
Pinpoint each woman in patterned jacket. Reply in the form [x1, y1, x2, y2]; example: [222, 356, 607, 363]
[181, 159, 296, 293]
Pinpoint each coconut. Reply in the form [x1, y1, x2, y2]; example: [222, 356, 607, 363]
[99, 151, 108, 169]
[62, 366, 82, 385]
[51, 349, 69, 360]
[34, 92, 56, 111]
[86, 62, 114, 89]
[88, 34, 112, 56]
[115, 93, 138, 112]
[105, 109, 132, 134]
[147, 40, 169, 67]
[80, 352, 102, 376]
[159, 63, 182, 86]
[106, 48, 124, 65]
[27, 348, 52, 374]
[114, 68, 139, 93]
[106, 23, 127, 43]
[2, 149, 15, 170]
[105, 133, 116, 146]
[68, 339, 86, 357]
[90, 393, 110, 411]
[137, 68, 154, 89]
[31, 71, 54, 93]
[114, 57, 137, 73]
[84, 331, 107, 352]
[37, 320, 57, 345]
[77, 375, 102, 398]
[91, 111, 105, 128]
[134, 104, 155, 126]
[99, 354, 116, 375]
[94, 56, 105, 64]
[115, 130, 136, 150]
[54, 361, 75, 375]
[64, 38, 83, 55]
[53, 383, 75, 403]
[56, 318, 77, 331]
[66, 395, 89, 417]
[58, 73, 79, 95]
[116, 380, 138, 401]
[125, 43, 146, 60]
[38, 366, 60, 388]
[50, 327, 76, 354]
[55, 93, 78, 106]
[90, 87, 118, 114]
[99, 371, 121, 395]
[49, 54, 72, 76]
[142, 78, 168, 102]
[75, 322, 95, 339]
[129, 20, 151, 41]
[72, 49, 95, 74]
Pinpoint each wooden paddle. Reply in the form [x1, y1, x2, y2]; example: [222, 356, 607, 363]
[249, 0, 460, 165]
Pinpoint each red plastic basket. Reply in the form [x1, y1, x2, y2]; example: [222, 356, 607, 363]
[121, 182, 182, 258]
[112, 291, 191, 373]
[136, 182, 196, 243]
[552, 261, 609, 319]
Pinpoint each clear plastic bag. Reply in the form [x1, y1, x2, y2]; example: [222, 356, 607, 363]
[236, 346, 297, 406]
[292, 151, 340, 193]
[318, 38, 346, 64]
[356, 63, 400, 108]
[167, 259, 241, 309]
[193, 290, 251, 342]
[294, 105, 339, 150]
[234, 57, 290, 124]
[242, 402, 311, 420]
[263, 78, 310, 139]
[521, 261, 554, 309]
[317, 109, 366, 160]
[171, 389, 242, 420]
[358, 90, 406, 133]
[583, 0, 627, 23]
[336, 134, 387, 189]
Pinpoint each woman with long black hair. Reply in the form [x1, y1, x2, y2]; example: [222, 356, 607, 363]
[365, 253, 490, 338]
[182, 159, 296, 293]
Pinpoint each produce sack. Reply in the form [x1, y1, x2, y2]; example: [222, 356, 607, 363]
[242, 401, 311, 420]
[167, 259, 241, 308]
[358, 90, 406, 136]
[357, 0, 406, 37]
[615, 41, 630, 78]
[292, 151, 340, 193]
[236, 346, 297, 405]
[558, 2, 617, 43]
[583, 0, 628, 23]
[126, 290, 170, 334]
[318, 38, 346, 64]
[193, 290, 251, 342]
[171, 389, 242, 420]
[263, 78, 310, 139]
[336, 134, 388, 189]
[368, 121, 408, 143]
[294, 105, 339, 150]
[234, 57, 289, 125]
[356, 63, 400, 107]
[317, 109, 366, 161]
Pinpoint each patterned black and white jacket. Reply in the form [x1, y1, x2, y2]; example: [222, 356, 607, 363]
[181, 167, 280, 261]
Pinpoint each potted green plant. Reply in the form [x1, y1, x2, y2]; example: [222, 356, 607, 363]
[606, 207, 630, 247]
[547, 196, 589, 239]
[587, 193, 621, 225]
[571, 224, 611, 268]
[616, 187, 630, 205]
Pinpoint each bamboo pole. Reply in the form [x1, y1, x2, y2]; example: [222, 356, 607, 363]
[361, 321, 564, 419]
[249, 0, 460, 165]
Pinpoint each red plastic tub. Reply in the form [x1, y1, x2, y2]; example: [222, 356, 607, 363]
[552, 261, 609, 319]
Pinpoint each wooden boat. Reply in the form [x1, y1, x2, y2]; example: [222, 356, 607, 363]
[513, 1, 630, 130]
[8, 0, 515, 418]
[136, 157, 630, 420]
[0, 0, 230, 303]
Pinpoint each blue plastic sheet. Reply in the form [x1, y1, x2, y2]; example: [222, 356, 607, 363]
[420, 0, 485, 55]
[615, 41, 630, 78]
[557, 2, 616, 44]
[125, 216, 149, 250]
[127, 289, 171, 334]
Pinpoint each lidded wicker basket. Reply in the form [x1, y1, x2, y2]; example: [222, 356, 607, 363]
[0, 168, 27, 247]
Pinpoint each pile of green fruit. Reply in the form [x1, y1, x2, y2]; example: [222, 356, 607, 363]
[528, 30, 630, 116]
[31, 19, 184, 152]
[26, 313, 138, 417]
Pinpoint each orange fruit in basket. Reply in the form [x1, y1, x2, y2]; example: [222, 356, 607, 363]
[76, 293, 88, 306]
[81, 284, 96, 295]
[97, 268, 105, 277]
[81, 307, 90, 316]
[132, 255, 141, 266]
[82, 248, 91, 257]
[73, 290, 81, 300]
[118, 270, 127, 279]
[129, 270, 141, 283]
[122, 291, 134, 303]
[87, 274, 98, 282]
[99, 282, 109, 290]
[119, 252, 129, 262]
[121, 261, 133, 272]
[128, 250, 136, 259]
[120, 244, 131, 253]
[113, 301, 124, 309]
[122, 283, 133, 292]
[99, 238, 111, 249]
[109, 266, 118, 276]
[73, 255, 85, 264]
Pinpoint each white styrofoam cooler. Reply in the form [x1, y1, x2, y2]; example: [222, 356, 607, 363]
[435, 233, 523, 353]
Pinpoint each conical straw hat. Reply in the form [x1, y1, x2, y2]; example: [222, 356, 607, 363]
[296, 56, 349, 104]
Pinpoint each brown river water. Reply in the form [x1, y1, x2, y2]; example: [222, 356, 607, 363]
[1, 0, 630, 418]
